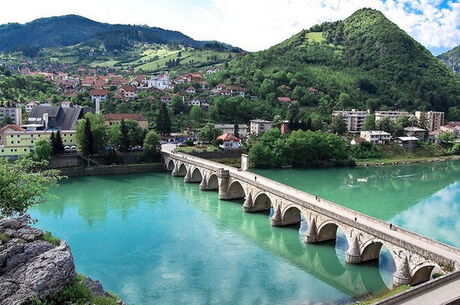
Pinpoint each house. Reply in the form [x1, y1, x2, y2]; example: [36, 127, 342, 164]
[131, 75, 148, 88]
[206, 67, 222, 74]
[360, 131, 391, 144]
[250, 119, 272, 136]
[25, 101, 40, 113]
[0, 107, 22, 125]
[440, 122, 460, 136]
[60, 101, 72, 108]
[404, 127, 427, 141]
[277, 97, 291, 103]
[0, 124, 77, 159]
[162, 133, 195, 144]
[187, 99, 201, 107]
[186, 87, 196, 94]
[395, 136, 419, 151]
[161, 96, 173, 104]
[104, 113, 149, 129]
[333, 110, 370, 133]
[220, 89, 232, 96]
[89, 89, 109, 103]
[216, 84, 227, 91]
[119, 86, 137, 100]
[415, 111, 445, 132]
[217, 133, 241, 150]
[185, 73, 203, 82]
[280, 120, 291, 134]
[148, 73, 171, 90]
[214, 124, 249, 138]
[230, 86, 247, 97]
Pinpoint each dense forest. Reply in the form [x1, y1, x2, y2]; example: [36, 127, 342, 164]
[0, 15, 241, 53]
[211, 9, 460, 116]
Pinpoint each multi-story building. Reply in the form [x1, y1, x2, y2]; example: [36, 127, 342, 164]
[25, 105, 91, 131]
[360, 130, 391, 144]
[375, 111, 410, 122]
[415, 111, 445, 132]
[0, 124, 77, 159]
[0, 107, 22, 125]
[250, 119, 272, 136]
[104, 113, 149, 129]
[332, 110, 370, 132]
[214, 124, 249, 138]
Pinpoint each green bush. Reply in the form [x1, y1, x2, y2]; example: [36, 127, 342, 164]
[0, 233, 9, 243]
[41, 232, 61, 246]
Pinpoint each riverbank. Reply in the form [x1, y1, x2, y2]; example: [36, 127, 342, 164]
[356, 155, 460, 167]
[59, 163, 166, 177]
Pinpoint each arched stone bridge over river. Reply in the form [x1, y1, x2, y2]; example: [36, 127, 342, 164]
[162, 151, 460, 287]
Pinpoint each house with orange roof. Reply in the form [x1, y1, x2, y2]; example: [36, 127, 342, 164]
[217, 133, 241, 150]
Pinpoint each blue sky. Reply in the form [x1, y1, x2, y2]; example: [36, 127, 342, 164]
[1, 0, 459, 55]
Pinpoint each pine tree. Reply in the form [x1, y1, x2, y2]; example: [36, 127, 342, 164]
[234, 122, 239, 138]
[49, 132, 57, 155]
[156, 103, 171, 136]
[81, 117, 95, 157]
[120, 119, 130, 152]
[55, 130, 65, 154]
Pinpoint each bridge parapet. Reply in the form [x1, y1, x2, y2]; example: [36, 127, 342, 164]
[161, 151, 460, 286]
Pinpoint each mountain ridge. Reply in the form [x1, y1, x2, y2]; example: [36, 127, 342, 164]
[438, 45, 460, 74]
[0, 14, 242, 52]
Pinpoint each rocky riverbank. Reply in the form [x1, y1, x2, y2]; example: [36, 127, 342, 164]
[357, 155, 460, 167]
[0, 216, 122, 305]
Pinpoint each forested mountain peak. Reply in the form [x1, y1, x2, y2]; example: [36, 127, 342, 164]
[218, 8, 459, 113]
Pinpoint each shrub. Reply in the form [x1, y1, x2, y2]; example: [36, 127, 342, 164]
[0, 233, 9, 244]
[41, 231, 61, 246]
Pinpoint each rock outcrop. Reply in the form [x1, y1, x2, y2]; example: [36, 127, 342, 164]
[0, 216, 76, 305]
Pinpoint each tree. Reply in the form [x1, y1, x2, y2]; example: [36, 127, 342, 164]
[234, 122, 239, 138]
[120, 119, 130, 152]
[156, 103, 171, 135]
[0, 158, 61, 217]
[394, 115, 411, 136]
[50, 131, 64, 155]
[418, 112, 428, 130]
[447, 107, 460, 121]
[34, 139, 52, 161]
[0, 116, 13, 127]
[331, 114, 347, 135]
[198, 123, 221, 143]
[79, 117, 95, 157]
[76, 113, 107, 154]
[363, 114, 376, 131]
[143, 131, 161, 155]
[189, 106, 204, 123]
[438, 132, 454, 143]
[287, 101, 301, 131]
[376, 117, 395, 134]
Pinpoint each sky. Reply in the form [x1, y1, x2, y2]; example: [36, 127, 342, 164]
[0, 0, 459, 55]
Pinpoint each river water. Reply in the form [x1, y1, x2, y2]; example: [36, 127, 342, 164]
[29, 161, 460, 305]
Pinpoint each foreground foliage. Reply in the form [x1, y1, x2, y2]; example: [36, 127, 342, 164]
[0, 158, 62, 217]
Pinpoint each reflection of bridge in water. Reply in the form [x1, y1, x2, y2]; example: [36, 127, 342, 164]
[169, 176, 389, 299]
[162, 151, 460, 290]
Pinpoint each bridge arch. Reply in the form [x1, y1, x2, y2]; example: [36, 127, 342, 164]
[253, 192, 272, 212]
[317, 221, 340, 243]
[166, 159, 175, 171]
[177, 163, 187, 176]
[410, 263, 437, 286]
[190, 167, 203, 183]
[360, 239, 386, 263]
[227, 180, 246, 200]
[207, 174, 219, 190]
[281, 205, 302, 227]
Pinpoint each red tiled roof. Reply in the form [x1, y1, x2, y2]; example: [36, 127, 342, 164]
[121, 86, 136, 91]
[89, 89, 108, 96]
[0, 124, 26, 134]
[217, 133, 240, 142]
[277, 97, 291, 102]
[104, 114, 147, 121]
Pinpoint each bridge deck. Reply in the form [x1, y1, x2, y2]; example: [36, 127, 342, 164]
[164, 151, 460, 268]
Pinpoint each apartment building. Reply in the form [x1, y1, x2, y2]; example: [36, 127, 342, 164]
[415, 111, 445, 132]
[250, 119, 272, 136]
[375, 111, 410, 122]
[332, 110, 370, 132]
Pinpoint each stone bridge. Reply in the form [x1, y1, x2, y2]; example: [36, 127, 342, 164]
[162, 151, 460, 287]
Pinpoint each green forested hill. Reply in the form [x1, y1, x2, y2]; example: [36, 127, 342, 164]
[0, 15, 241, 53]
[216, 8, 460, 114]
[439, 46, 460, 75]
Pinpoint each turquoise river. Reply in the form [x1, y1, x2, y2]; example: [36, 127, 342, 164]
[30, 160, 460, 305]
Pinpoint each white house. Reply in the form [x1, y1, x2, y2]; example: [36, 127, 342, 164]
[148, 73, 171, 90]
[360, 130, 391, 144]
[217, 133, 241, 150]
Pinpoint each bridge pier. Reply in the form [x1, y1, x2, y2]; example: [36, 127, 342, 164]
[393, 257, 411, 286]
[345, 236, 362, 264]
[304, 218, 318, 243]
[217, 169, 231, 200]
[242, 193, 254, 212]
